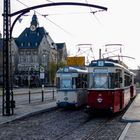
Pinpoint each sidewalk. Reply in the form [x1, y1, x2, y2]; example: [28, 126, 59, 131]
[119, 94, 140, 140]
[0, 87, 56, 96]
[0, 100, 57, 125]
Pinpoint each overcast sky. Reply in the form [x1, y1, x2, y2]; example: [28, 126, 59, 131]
[0, 0, 140, 69]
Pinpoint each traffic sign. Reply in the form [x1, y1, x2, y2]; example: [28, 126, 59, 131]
[40, 72, 45, 79]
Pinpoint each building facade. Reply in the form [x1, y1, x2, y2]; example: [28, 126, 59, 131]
[0, 14, 67, 87]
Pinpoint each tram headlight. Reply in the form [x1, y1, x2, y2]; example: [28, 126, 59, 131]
[110, 107, 113, 110]
[97, 98, 103, 103]
[86, 105, 90, 108]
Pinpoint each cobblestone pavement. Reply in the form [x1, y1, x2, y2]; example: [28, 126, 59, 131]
[0, 108, 127, 140]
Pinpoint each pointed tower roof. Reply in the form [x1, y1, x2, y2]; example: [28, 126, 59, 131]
[30, 13, 39, 28]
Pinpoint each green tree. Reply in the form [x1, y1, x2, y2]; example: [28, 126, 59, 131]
[48, 61, 57, 85]
[57, 61, 66, 69]
[48, 61, 66, 85]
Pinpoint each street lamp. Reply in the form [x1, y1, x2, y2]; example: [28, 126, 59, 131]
[28, 67, 31, 103]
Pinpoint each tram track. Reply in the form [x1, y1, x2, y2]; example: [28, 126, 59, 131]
[53, 113, 93, 140]
[0, 96, 132, 140]
[83, 113, 123, 140]
[47, 108, 127, 140]
[38, 108, 126, 140]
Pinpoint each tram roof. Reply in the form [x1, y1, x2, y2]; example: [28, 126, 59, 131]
[89, 59, 135, 75]
[57, 66, 88, 73]
[89, 59, 127, 67]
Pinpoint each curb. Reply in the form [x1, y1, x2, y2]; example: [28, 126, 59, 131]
[0, 106, 58, 125]
[118, 123, 131, 140]
[121, 117, 140, 123]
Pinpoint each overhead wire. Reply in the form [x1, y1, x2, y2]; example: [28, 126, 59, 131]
[85, 0, 104, 25]
[15, 0, 73, 36]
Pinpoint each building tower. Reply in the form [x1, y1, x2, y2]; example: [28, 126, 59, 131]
[30, 13, 39, 31]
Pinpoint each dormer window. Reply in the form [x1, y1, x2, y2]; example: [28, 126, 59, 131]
[25, 33, 28, 37]
[28, 42, 31, 46]
[21, 43, 24, 47]
[35, 42, 38, 46]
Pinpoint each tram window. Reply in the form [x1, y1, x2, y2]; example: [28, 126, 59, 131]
[124, 75, 131, 87]
[109, 73, 115, 88]
[82, 74, 87, 88]
[75, 74, 87, 88]
[114, 73, 120, 88]
[93, 73, 108, 88]
[76, 77, 81, 88]
[72, 78, 76, 89]
[60, 79, 72, 89]
[109, 73, 120, 88]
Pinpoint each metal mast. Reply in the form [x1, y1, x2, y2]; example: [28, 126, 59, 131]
[3, 0, 14, 116]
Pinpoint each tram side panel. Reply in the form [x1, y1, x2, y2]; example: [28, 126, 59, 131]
[56, 90, 77, 107]
[87, 89, 123, 113]
[77, 88, 87, 106]
[113, 90, 122, 113]
[130, 74, 137, 99]
[87, 89, 132, 113]
[119, 88, 131, 112]
[57, 89, 87, 107]
[130, 85, 137, 99]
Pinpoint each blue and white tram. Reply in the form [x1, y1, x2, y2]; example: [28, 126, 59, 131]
[56, 66, 88, 107]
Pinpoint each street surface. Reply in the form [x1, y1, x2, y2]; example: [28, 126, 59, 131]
[0, 87, 139, 139]
[0, 108, 126, 140]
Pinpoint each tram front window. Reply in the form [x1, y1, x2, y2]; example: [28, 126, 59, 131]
[60, 79, 72, 89]
[93, 73, 108, 88]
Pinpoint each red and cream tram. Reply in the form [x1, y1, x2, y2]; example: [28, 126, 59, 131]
[86, 59, 136, 113]
[56, 66, 88, 107]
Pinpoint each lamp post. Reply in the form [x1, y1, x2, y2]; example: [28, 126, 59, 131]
[43, 54, 46, 85]
[40, 65, 45, 101]
[28, 67, 31, 103]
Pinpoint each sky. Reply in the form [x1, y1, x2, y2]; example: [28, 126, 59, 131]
[0, 0, 140, 69]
